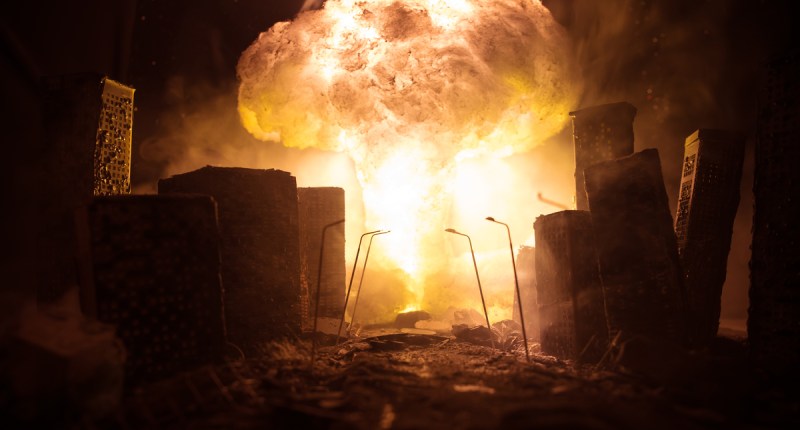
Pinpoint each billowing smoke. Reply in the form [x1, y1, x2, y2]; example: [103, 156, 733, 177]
[299, 0, 324, 12]
[237, 0, 580, 316]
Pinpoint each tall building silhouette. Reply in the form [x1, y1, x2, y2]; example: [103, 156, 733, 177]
[39, 74, 134, 302]
[674, 129, 745, 346]
[750, 51, 800, 374]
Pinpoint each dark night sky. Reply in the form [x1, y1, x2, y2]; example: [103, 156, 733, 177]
[1, 0, 799, 320]
[1, 0, 306, 302]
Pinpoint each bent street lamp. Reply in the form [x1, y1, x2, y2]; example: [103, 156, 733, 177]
[348, 230, 391, 335]
[337, 229, 383, 344]
[445, 228, 494, 349]
[486, 216, 530, 362]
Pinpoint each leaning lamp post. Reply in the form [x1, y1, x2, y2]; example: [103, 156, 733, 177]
[486, 217, 530, 362]
[445, 228, 494, 348]
[348, 230, 391, 335]
[336, 229, 383, 344]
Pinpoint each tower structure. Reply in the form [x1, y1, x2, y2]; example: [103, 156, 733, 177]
[674, 129, 745, 345]
[39, 74, 134, 302]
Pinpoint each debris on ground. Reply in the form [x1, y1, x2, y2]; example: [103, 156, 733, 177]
[26, 331, 798, 429]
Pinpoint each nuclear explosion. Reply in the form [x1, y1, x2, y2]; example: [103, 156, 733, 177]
[237, 0, 580, 316]
[1, 0, 799, 428]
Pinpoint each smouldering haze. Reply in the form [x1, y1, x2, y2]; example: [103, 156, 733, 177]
[237, 0, 580, 315]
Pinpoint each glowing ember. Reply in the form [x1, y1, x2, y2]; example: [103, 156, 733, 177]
[237, 0, 579, 316]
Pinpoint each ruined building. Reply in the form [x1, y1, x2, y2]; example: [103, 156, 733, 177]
[76, 195, 225, 385]
[570, 102, 637, 211]
[159, 167, 301, 355]
[674, 129, 745, 346]
[533, 211, 606, 361]
[297, 187, 346, 331]
[584, 149, 688, 345]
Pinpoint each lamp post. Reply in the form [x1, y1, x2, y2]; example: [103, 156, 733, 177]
[336, 229, 383, 344]
[486, 216, 530, 362]
[311, 218, 346, 367]
[348, 230, 390, 335]
[445, 228, 494, 348]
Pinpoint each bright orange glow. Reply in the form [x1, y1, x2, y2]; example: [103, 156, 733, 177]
[399, 303, 421, 314]
[238, 0, 580, 320]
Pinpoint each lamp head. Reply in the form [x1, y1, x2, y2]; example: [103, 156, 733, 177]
[485, 216, 496, 222]
[445, 228, 457, 234]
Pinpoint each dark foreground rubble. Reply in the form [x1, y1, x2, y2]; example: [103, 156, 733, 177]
[76, 332, 798, 430]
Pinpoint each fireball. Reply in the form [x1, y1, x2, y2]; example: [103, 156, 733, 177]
[237, 0, 579, 317]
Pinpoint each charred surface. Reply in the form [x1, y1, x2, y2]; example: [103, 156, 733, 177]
[75, 333, 797, 430]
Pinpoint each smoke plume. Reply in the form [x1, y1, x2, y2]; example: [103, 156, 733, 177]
[237, 0, 580, 315]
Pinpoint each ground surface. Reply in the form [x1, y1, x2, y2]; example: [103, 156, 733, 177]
[87, 329, 798, 430]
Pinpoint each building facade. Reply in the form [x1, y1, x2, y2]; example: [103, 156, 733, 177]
[159, 167, 301, 354]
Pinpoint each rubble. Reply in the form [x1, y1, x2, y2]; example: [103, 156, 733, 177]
[439, 307, 487, 327]
[394, 310, 431, 328]
[453, 324, 497, 347]
[413, 319, 452, 333]
[491, 319, 526, 351]
[76, 333, 796, 430]
[366, 333, 449, 351]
